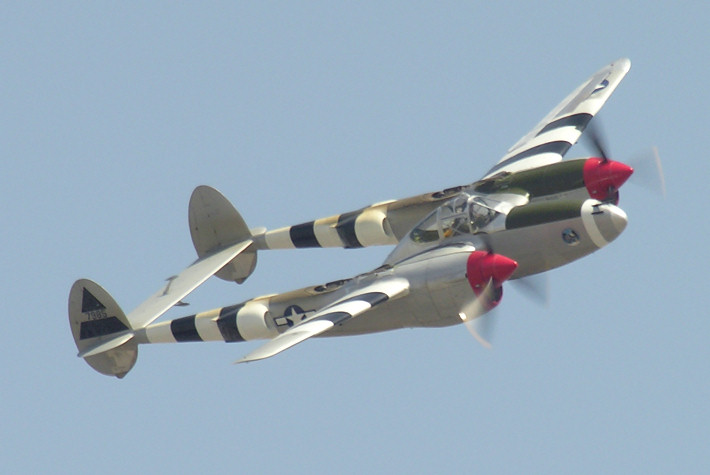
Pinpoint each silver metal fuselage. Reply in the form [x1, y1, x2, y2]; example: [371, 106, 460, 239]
[137, 199, 627, 345]
[330, 199, 627, 336]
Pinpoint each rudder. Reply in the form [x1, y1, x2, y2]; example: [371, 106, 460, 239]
[189, 185, 257, 284]
[68, 279, 137, 378]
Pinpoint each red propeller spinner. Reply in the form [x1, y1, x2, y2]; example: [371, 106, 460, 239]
[466, 251, 518, 310]
[583, 157, 634, 202]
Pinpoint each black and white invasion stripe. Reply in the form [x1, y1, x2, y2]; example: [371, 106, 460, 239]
[142, 301, 273, 344]
[259, 206, 398, 250]
[486, 112, 593, 176]
[484, 59, 630, 179]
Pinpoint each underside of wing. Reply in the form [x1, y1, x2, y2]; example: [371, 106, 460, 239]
[482, 58, 631, 178]
[235, 278, 409, 363]
[127, 239, 253, 329]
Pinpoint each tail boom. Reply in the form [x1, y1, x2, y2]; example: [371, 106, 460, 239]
[135, 301, 276, 345]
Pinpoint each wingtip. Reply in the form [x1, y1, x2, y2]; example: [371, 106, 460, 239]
[233, 355, 263, 365]
[605, 57, 631, 76]
[616, 57, 631, 72]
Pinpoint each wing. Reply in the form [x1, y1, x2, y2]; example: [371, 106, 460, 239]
[246, 59, 630, 252]
[482, 58, 631, 178]
[235, 278, 409, 363]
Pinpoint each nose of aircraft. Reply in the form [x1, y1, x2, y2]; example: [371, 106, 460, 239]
[581, 200, 628, 248]
[607, 204, 628, 234]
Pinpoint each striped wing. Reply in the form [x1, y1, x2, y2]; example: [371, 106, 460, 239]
[235, 278, 409, 363]
[483, 58, 630, 178]
[253, 59, 631, 251]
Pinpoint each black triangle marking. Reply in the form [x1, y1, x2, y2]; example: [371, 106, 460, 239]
[82, 288, 106, 313]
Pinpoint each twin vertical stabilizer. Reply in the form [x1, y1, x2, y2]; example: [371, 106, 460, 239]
[69, 186, 256, 378]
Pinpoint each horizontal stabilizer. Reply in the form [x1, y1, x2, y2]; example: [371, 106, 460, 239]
[128, 239, 253, 329]
[235, 277, 409, 363]
[78, 333, 134, 358]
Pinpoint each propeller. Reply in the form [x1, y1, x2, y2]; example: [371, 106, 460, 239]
[475, 234, 549, 305]
[511, 272, 549, 307]
[459, 271, 550, 350]
[459, 243, 518, 349]
[583, 119, 665, 202]
[628, 146, 666, 197]
[586, 119, 611, 162]
[459, 279, 496, 349]
[460, 234, 552, 348]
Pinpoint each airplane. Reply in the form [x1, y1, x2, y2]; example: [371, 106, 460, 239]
[69, 58, 647, 378]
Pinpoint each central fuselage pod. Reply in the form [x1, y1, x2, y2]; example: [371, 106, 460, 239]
[135, 199, 627, 346]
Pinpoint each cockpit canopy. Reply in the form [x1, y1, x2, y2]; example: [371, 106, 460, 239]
[385, 193, 511, 265]
[410, 194, 505, 243]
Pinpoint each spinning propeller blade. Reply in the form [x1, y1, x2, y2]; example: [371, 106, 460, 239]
[587, 121, 665, 198]
[464, 313, 495, 350]
[582, 119, 635, 203]
[459, 279, 495, 349]
[629, 146, 666, 197]
[586, 119, 610, 162]
[459, 273, 549, 349]
[511, 273, 549, 307]
[460, 248, 518, 349]
[462, 239, 550, 348]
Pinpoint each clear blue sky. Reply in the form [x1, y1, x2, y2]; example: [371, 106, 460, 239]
[3, 2, 707, 473]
